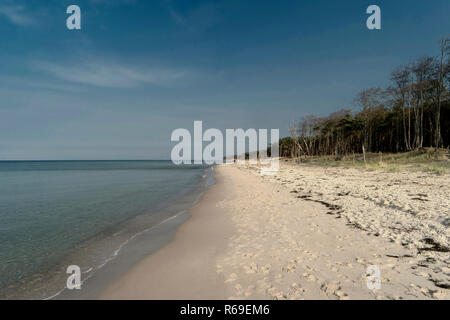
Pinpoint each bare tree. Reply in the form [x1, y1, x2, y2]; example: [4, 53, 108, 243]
[289, 122, 302, 158]
[411, 56, 435, 149]
[435, 37, 450, 151]
[391, 67, 412, 150]
[278, 38, 450, 158]
[355, 87, 384, 152]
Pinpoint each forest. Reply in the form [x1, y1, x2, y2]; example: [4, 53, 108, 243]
[279, 38, 450, 158]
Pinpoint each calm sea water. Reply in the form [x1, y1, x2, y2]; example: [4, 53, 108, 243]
[0, 161, 211, 299]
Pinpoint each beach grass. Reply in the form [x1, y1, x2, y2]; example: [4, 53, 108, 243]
[288, 148, 450, 174]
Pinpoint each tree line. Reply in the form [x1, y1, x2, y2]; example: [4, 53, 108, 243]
[280, 38, 450, 158]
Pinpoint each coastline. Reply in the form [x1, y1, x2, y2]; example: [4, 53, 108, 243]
[52, 166, 215, 300]
[100, 164, 449, 300]
[0, 162, 213, 300]
[99, 165, 233, 299]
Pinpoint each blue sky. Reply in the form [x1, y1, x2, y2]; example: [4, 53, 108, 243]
[0, 0, 449, 160]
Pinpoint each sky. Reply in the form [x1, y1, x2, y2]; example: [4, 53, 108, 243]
[0, 0, 449, 160]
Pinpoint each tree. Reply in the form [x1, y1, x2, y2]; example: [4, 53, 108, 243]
[435, 37, 450, 151]
[391, 66, 412, 150]
[355, 87, 385, 152]
[411, 56, 435, 149]
[278, 38, 450, 158]
[289, 122, 302, 157]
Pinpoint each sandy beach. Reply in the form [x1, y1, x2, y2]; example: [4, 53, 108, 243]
[100, 164, 449, 300]
[99, 166, 234, 299]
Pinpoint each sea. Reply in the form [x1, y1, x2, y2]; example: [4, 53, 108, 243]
[0, 160, 214, 299]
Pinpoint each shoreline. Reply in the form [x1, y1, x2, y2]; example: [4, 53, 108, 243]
[100, 165, 233, 299]
[100, 164, 449, 300]
[0, 163, 213, 300]
[52, 166, 214, 300]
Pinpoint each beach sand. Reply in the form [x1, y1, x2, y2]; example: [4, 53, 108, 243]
[99, 167, 234, 299]
[100, 164, 449, 300]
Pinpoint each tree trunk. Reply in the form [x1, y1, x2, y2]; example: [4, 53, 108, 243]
[435, 38, 448, 151]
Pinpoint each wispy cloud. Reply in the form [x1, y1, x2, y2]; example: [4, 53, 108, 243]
[165, 1, 223, 31]
[0, 5, 34, 26]
[33, 61, 187, 88]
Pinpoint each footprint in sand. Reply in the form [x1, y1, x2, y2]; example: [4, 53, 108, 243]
[320, 281, 349, 300]
[302, 273, 317, 282]
[261, 264, 271, 274]
[285, 263, 297, 273]
[243, 263, 258, 274]
[267, 287, 286, 300]
[289, 283, 306, 297]
[225, 273, 238, 283]
[330, 266, 339, 272]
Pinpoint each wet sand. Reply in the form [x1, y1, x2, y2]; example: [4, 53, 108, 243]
[100, 167, 234, 299]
